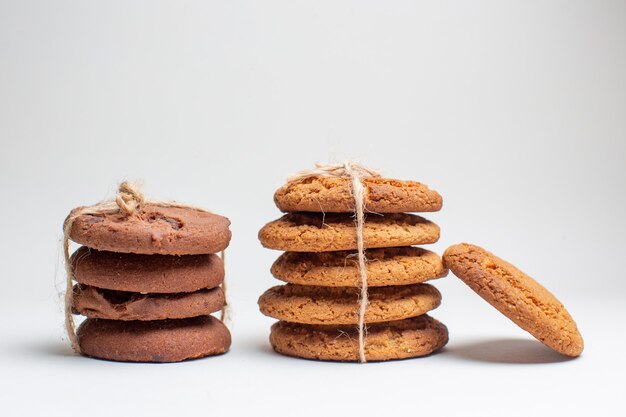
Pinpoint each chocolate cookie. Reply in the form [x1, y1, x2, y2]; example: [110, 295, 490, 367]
[258, 213, 439, 252]
[77, 315, 231, 362]
[271, 247, 447, 287]
[70, 246, 224, 293]
[72, 285, 225, 321]
[258, 283, 441, 325]
[274, 176, 442, 213]
[270, 315, 448, 361]
[443, 243, 584, 357]
[68, 204, 231, 255]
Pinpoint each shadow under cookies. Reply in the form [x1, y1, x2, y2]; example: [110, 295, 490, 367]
[444, 338, 577, 364]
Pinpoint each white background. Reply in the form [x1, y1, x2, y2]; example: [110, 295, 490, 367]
[1, 1, 625, 416]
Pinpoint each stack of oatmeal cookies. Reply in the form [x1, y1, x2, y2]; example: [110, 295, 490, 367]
[258, 173, 449, 361]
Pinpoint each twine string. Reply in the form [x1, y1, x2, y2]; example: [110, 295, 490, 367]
[288, 162, 382, 182]
[288, 162, 381, 363]
[115, 181, 145, 215]
[63, 181, 229, 354]
[219, 249, 230, 322]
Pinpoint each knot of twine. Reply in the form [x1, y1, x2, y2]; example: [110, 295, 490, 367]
[115, 181, 145, 215]
[63, 181, 228, 354]
[289, 162, 380, 363]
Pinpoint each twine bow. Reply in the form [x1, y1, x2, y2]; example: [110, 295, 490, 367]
[289, 162, 380, 363]
[115, 181, 145, 215]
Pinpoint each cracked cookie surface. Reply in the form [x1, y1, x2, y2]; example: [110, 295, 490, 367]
[443, 243, 584, 357]
[274, 176, 442, 213]
[68, 203, 231, 255]
[72, 284, 225, 321]
[270, 315, 448, 361]
[258, 283, 441, 324]
[271, 247, 447, 287]
[259, 212, 439, 252]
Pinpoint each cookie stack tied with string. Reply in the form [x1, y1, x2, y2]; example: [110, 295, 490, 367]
[258, 163, 449, 362]
[63, 182, 232, 362]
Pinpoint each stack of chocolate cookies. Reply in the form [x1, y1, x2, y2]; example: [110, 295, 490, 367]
[258, 174, 450, 361]
[66, 203, 232, 362]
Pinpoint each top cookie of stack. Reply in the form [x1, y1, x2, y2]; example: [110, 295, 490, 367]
[67, 198, 232, 363]
[258, 173, 449, 362]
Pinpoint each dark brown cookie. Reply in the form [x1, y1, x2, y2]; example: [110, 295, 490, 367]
[270, 315, 448, 361]
[68, 204, 231, 255]
[259, 212, 439, 252]
[70, 246, 224, 293]
[77, 315, 231, 362]
[72, 284, 225, 321]
[271, 247, 447, 287]
[443, 243, 584, 357]
[258, 283, 441, 325]
[274, 176, 443, 213]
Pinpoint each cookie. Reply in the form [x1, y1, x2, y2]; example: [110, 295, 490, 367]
[72, 284, 225, 321]
[270, 315, 448, 361]
[70, 246, 224, 293]
[258, 213, 439, 252]
[68, 204, 231, 255]
[77, 315, 231, 362]
[443, 243, 584, 357]
[274, 176, 442, 213]
[271, 247, 447, 287]
[258, 283, 441, 325]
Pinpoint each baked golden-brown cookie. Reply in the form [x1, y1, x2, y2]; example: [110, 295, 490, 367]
[77, 315, 231, 362]
[270, 315, 448, 361]
[271, 247, 447, 287]
[71, 246, 224, 293]
[274, 176, 442, 213]
[259, 213, 439, 252]
[68, 204, 231, 255]
[443, 243, 584, 357]
[258, 283, 441, 325]
[72, 285, 224, 321]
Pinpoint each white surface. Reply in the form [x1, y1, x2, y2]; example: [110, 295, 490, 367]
[2, 294, 625, 416]
[1, 1, 626, 415]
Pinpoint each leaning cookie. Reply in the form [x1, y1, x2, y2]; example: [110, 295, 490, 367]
[274, 176, 442, 213]
[259, 283, 441, 325]
[68, 204, 231, 255]
[259, 213, 439, 252]
[271, 247, 447, 287]
[443, 243, 584, 357]
[72, 285, 225, 321]
[270, 315, 448, 362]
[77, 315, 231, 362]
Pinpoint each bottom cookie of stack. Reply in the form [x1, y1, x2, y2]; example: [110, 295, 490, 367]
[77, 316, 231, 362]
[270, 315, 448, 362]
